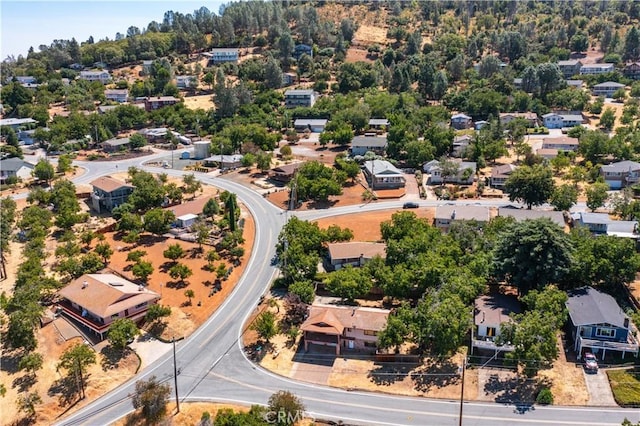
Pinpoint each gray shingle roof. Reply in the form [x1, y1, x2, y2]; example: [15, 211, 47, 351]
[0, 157, 34, 172]
[601, 160, 640, 173]
[351, 136, 387, 148]
[566, 287, 628, 328]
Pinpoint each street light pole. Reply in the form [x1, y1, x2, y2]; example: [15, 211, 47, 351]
[458, 354, 466, 426]
[173, 337, 180, 413]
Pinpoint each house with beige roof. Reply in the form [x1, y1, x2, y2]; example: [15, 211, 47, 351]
[434, 205, 490, 230]
[300, 304, 390, 354]
[57, 274, 160, 340]
[90, 176, 134, 213]
[472, 294, 521, 355]
[326, 242, 386, 270]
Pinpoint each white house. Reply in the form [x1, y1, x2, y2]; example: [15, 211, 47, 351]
[350, 136, 387, 156]
[542, 111, 584, 129]
[284, 89, 317, 108]
[205, 48, 239, 65]
[580, 63, 615, 75]
[434, 205, 490, 230]
[104, 89, 128, 103]
[472, 294, 521, 354]
[176, 75, 197, 89]
[0, 158, 35, 183]
[79, 70, 110, 84]
[293, 118, 327, 133]
[592, 81, 625, 98]
[363, 160, 405, 189]
[451, 113, 473, 130]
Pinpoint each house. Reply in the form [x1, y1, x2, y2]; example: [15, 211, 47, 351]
[69, 63, 84, 71]
[600, 160, 640, 189]
[14, 76, 37, 84]
[293, 44, 313, 60]
[499, 112, 538, 128]
[513, 78, 522, 90]
[623, 62, 640, 80]
[300, 304, 390, 354]
[205, 48, 239, 65]
[57, 274, 160, 340]
[293, 118, 327, 133]
[424, 159, 476, 185]
[452, 135, 473, 157]
[101, 137, 130, 153]
[542, 111, 584, 129]
[557, 60, 582, 78]
[270, 162, 303, 182]
[450, 113, 473, 130]
[368, 118, 389, 130]
[144, 96, 180, 111]
[536, 148, 560, 159]
[79, 70, 110, 84]
[104, 89, 128, 103]
[541, 136, 579, 152]
[282, 72, 296, 87]
[327, 242, 386, 270]
[176, 75, 197, 89]
[350, 136, 387, 156]
[592, 81, 625, 97]
[474, 120, 489, 131]
[142, 60, 154, 73]
[497, 208, 566, 227]
[166, 196, 215, 223]
[202, 154, 244, 170]
[284, 89, 317, 108]
[566, 286, 639, 360]
[0, 158, 34, 183]
[434, 205, 490, 230]
[472, 294, 521, 355]
[90, 176, 134, 213]
[580, 63, 615, 75]
[0, 117, 37, 131]
[566, 79, 584, 89]
[362, 160, 405, 189]
[571, 212, 639, 238]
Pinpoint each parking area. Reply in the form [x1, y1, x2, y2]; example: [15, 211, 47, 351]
[584, 369, 617, 406]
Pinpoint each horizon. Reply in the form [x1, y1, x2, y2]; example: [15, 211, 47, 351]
[1, 1, 223, 61]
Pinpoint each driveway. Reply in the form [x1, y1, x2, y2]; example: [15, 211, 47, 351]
[290, 344, 336, 385]
[584, 369, 617, 406]
[129, 332, 172, 369]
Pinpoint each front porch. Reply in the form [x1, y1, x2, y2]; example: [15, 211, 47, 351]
[575, 335, 639, 360]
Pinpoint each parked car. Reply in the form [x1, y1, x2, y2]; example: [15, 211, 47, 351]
[403, 202, 419, 209]
[584, 352, 598, 372]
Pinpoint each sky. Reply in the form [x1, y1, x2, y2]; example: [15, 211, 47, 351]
[1, 1, 224, 60]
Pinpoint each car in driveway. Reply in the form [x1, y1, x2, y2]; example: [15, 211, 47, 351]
[403, 202, 419, 209]
[584, 352, 598, 373]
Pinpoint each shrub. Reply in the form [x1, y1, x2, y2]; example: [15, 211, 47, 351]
[536, 388, 553, 405]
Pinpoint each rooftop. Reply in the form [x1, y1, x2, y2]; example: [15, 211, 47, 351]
[301, 304, 390, 335]
[327, 242, 386, 261]
[351, 136, 387, 148]
[566, 286, 628, 329]
[435, 205, 490, 221]
[90, 176, 131, 193]
[475, 294, 521, 326]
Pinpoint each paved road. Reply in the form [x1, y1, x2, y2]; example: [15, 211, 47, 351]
[52, 161, 638, 426]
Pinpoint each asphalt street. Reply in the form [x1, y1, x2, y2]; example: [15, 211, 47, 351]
[39, 157, 639, 426]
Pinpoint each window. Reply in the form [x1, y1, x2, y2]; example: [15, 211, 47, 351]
[364, 330, 377, 336]
[111, 314, 120, 320]
[135, 302, 146, 309]
[486, 327, 496, 337]
[364, 342, 376, 348]
[596, 327, 615, 338]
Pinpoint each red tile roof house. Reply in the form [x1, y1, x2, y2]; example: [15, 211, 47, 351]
[300, 305, 390, 355]
[57, 274, 160, 340]
[326, 242, 386, 271]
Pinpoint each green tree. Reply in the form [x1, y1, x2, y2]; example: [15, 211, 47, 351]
[288, 281, 315, 305]
[586, 182, 610, 211]
[107, 318, 139, 350]
[550, 184, 579, 211]
[33, 159, 55, 186]
[163, 243, 185, 264]
[94, 242, 114, 265]
[504, 164, 555, 209]
[377, 309, 410, 353]
[126, 249, 147, 263]
[267, 390, 305, 426]
[57, 343, 97, 397]
[182, 174, 202, 200]
[132, 260, 154, 282]
[132, 376, 172, 424]
[251, 311, 278, 344]
[18, 352, 43, 376]
[202, 198, 220, 218]
[17, 392, 42, 419]
[599, 107, 616, 130]
[169, 263, 193, 286]
[143, 209, 175, 235]
[184, 289, 195, 305]
[493, 218, 574, 296]
[56, 154, 73, 173]
[324, 266, 372, 303]
[145, 304, 171, 323]
[128, 133, 147, 150]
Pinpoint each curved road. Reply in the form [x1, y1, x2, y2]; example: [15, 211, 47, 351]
[51, 158, 638, 426]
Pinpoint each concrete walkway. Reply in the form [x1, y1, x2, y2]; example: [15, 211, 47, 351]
[584, 369, 617, 406]
[129, 333, 172, 369]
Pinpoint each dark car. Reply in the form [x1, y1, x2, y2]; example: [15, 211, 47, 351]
[584, 352, 598, 372]
[403, 202, 419, 209]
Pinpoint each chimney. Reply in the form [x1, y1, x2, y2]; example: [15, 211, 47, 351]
[481, 311, 485, 323]
[351, 308, 356, 316]
[138, 285, 144, 292]
[82, 280, 88, 289]
[451, 209, 456, 220]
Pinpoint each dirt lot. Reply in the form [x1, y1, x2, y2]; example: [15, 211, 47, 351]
[183, 93, 215, 111]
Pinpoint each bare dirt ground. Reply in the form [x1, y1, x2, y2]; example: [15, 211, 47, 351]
[346, 47, 373, 63]
[183, 93, 215, 111]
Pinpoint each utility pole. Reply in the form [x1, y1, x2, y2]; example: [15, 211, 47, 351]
[458, 354, 465, 426]
[173, 337, 180, 413]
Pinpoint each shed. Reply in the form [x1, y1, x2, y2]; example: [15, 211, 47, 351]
[180, 151, 190, 160]
[176, 213, 198, 228]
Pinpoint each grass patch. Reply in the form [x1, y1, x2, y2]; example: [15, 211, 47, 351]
[607, 368, 640, 407]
